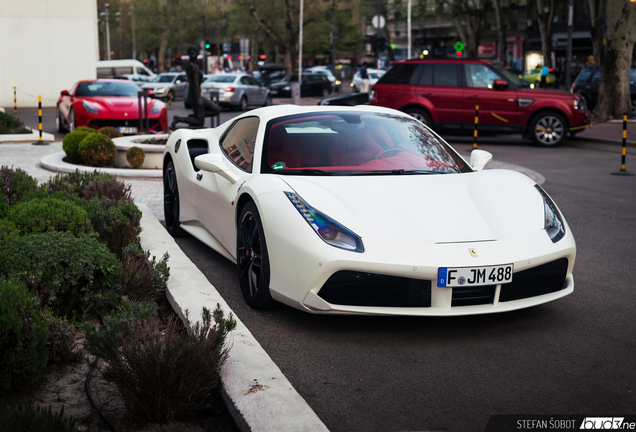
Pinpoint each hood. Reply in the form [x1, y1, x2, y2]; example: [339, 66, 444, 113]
[277, 170, 544, 246]
[518, 88, 580, 99]
[79, 96, 162, 114]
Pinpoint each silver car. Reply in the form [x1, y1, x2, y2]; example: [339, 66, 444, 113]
[201, 73, 271, 111]
[141, 72, 187, 101]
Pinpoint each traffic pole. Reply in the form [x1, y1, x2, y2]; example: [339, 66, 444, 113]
[467, 103, 479, 152]
[32, 95, 48, 145]
[611, 112, 634, 176]
[14, 87, 17, 114]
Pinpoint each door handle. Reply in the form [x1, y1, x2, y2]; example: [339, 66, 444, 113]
[422, 92, 434, 97]
[468, 95, 480, 100]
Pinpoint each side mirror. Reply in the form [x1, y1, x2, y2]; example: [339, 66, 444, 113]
[492, 79, 508, 90]
[470, 149, 493, 171]
[194, 153, 239, 184]
[60, 90, 70, 96]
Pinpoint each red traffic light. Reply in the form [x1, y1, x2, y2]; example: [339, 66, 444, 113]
[456, 51, 463, 56]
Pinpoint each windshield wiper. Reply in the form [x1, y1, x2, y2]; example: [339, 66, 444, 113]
[276, 169, 341, 176]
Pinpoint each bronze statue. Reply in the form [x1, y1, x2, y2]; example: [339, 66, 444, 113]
[170, 45, 220, 129]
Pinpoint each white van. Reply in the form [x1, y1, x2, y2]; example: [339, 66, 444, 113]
[96, 60, 156, 82]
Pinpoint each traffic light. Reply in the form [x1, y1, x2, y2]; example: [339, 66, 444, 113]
[204, 41, 211, 53]
[378, 37, 387, 52]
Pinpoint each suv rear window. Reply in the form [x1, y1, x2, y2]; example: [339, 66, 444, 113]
[376, 64, 419, 85]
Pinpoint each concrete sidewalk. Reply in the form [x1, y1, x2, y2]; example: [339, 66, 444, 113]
[574, 118, 636, 146]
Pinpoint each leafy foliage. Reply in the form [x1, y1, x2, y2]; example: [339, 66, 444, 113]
[43, 170, 131, 203]
[126, 146, 145, 168]
[84, 302, 236, 423]
[118, 243, 170, 301]
[78, 133, 117, 167]
[0, 232, 121, 316]
[98, 126, 123, 138]
[0, 166, 38, 211]
[8, 197, 94, 237]
[0, 218, 19, 248]
[0, 111, 30, 134]
[86, 197, 142, 258]
[62, 128, 96, 163]
[0, 280, 49, 393]
[0, 401, 77, 432]
[44, 313, 82, 364]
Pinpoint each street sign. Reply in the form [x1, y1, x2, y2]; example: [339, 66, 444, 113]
[372, 15, 385, 29]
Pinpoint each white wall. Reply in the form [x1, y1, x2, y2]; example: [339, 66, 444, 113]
[0, 0, 98, 108]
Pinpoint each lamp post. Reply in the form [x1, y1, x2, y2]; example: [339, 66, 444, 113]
[129, 5, 136, 59]
[101, 4, 111, 60]
[115, 10, 121, 59]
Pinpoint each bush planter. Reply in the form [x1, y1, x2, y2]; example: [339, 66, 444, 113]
[112, 134, 169, 170]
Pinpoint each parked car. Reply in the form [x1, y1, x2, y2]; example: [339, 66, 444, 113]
[318, 92, 369, 106]
[351, 68, 385, 92]
[269, 74, 333, 98]
[162, 105, 576, 314]
[571, 67, 636, 115]
[200, 73, 271, 111]
[369, 59, 590, 146]
[305, 66, 337, 85]
[256, 64, 287, 87]
[56, 79, 167, 134]
[518, 68, 556, 88]
[96, 59, 156, 81]
[140, 72, 188, 101]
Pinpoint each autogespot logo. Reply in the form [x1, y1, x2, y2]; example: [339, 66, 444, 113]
[580, 418, 630, 429]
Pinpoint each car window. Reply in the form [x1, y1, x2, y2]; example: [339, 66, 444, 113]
[75, 81, 141, 97]
[376, 64, 419, 85]
[240, 76, 252, 85]
[206, 75, 237, 83]
[114, 67, 134, 76]
[220, 117, 260, 173]
[631, 70, 636, 84]
[591, 71, 601, 84]
[433, 64, 458, 87]
[464, 64, 500, 88]
[262, 111, 469, 174]
[137, 67, 151, 76]
[96, 68, 113, 78]
[576, 70, 593, 83]
[249, 77, 261, 86]
[414, 64, 432, 85]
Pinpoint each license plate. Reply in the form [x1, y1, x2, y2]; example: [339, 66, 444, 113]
[118, 126, 138, 134]
[438, 264, 513, 287]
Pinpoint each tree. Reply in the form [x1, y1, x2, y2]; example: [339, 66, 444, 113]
[588, 0, 606, 66]
[535, 0, 556, 67]
[493, 0, 507, 65]
[594, 0, 636, 120]
[446, 0, 489, 59]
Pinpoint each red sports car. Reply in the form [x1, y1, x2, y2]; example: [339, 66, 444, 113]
[56, 79, 168, 134]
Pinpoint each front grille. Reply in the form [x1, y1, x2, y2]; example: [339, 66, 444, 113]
[88, 118, 162, 131]
[499, 258, 569, 302]
[452, 285, 496, 307]
[317, 271, 431, 307]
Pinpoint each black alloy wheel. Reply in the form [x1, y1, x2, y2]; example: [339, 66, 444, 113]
[163, 160, 184, 236]
[68, 108, 76, 131]
[405, 108, 433, 128]
[238, 96, 248, 111]
[55, 105, 65, 132]
[237, 202, 274, 309]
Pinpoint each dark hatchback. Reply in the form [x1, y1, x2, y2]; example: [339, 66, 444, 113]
[369, 59, 591, 146]
[269, 74, 333, 98]
[571, 68, 636, 115]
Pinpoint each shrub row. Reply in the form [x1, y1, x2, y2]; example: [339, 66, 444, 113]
[62, 127, 117, 167]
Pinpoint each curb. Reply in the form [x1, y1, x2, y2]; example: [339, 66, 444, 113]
[137, 204, 329, 432]
[40, 151, 162, 178]
[0, 127, 55, 143]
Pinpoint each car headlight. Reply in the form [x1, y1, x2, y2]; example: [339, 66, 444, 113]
[150, 103, 161, 114]
[82, 100, 98, 114]
[535, 185, 565, 243]
[573, 98, 586, 111]
[285, 192, 364, 252]
[283, 86, 291, 91]
[155, 87, 168, 94]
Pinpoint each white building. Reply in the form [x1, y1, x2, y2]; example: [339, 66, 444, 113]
[0, 0, 98, 108]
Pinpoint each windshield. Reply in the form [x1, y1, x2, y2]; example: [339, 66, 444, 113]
[205, 75, 237, 83]
[75, 81, 141, 97]
[279, 75, 299, 83]
[149, 75, 175, 83]
[493, 65, 530, 88]
[262, 112, 470, 175]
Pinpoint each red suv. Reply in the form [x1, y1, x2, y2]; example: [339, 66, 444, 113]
[369, 59, 590, 146]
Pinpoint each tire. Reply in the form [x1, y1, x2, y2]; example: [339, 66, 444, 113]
[237, 202, 275, 309]
[404, 108, 433, 128]
[55, 105, 65, 132]
[163, 159, 184, 237]
[529, 112, 567, 147]
[68, 108, 76, 132]
[238, 96, 248, 111]
[166, 89, 175, 102]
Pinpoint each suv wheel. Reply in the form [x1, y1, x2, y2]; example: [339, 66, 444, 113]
[530, 112, 567, 147]
[404, 108, 432, 128]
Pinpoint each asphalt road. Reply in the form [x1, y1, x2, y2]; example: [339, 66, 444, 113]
[172, 139, 636, 432]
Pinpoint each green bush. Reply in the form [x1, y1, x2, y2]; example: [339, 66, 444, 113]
[62, 128, 96, 164]
[86, 197, 141, 257]
[0, 166, 38, 209]
[0, 280, 49, 393]
[0, 232, 121, 316]
[43, 170, 114, 199]
[0, 111, 30, 134]
[84, 303, 236, 424]
[78, 133, 116, 167]
[81, 175, 133, 205]
[45, 313, 82, 364]
[0, 219, 19, 247]
[126, 146, 145, 168]
[0, 401, 77, 432]
[8, 197, 94, 237]
[119, 243, 169, 301]
[98, 126, 123, 138]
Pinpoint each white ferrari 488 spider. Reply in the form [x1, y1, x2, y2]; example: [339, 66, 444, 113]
[163, 105, 576, 316]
